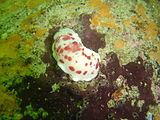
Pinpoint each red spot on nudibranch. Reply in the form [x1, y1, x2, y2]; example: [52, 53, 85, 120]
[72, 41, 80, 47]
[82, 51, 91, 60]
[68, 56, 72, 61]
[71, 41, 82, 52]
[56, 46, 61, 53]
[90, 62, 92, 65]
[64, 42, 81, 53]
[91, 71, 94, 74]
[72, 41, 77, 44]
[64, 45, 72, 51]
[64, 55, 72, 61]
[96, 61, 99, 69]
[85, 63, 88, 66]
[55, 36, 61, 43]
[62, 35, 72, 41]
[82, 52, 85, 56]
[86, 56, 91, 60]
[59, 59, 64, 64]
[60, 49, 64, 53]
[64, 55, 68, 59]
[68, 33, 72, 36]
[75, 60, 78, 63]
[76, 71, 81, 74]
[69, 66, 75, 71]
[83, 71, 87, 75]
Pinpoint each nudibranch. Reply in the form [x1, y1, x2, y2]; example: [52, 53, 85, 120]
[52, 28, 101, 81]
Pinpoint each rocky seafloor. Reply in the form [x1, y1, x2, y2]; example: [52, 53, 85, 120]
[0, 0, 160, 120]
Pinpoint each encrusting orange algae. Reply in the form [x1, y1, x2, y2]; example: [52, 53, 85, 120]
[0, 34, 21, 58]
[87, 0, 160, 65]
[132, 3, 160, 64]
[114, 40, 127, 49]
[86, 0, 118, 30]
[133, 3, 158, 43]
[27, 0, 50, 9]
[20, 12, 40, 31]
[34, 28, 48, 38]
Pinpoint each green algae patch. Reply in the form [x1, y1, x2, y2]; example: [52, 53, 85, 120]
[51, 82, 64, 93]
[0, 85, 19, 114]
[24, 105, 48, 119]
[0, 84, 22, 120]
[0, 34, 21, 58]
[0, 34, 31, 87]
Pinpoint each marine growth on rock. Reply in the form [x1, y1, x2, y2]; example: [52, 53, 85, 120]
[52, 28, 101, 81]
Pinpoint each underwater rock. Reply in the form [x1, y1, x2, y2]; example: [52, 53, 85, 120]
[81, 52, 156, 120]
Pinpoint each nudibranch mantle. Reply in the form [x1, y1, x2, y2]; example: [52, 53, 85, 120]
[52, 28, 101, 81]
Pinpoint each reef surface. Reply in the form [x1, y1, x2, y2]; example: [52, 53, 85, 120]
[0, 0, 160, 119]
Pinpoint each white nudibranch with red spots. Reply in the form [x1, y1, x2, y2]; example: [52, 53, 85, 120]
[52, 28, 100, 81]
